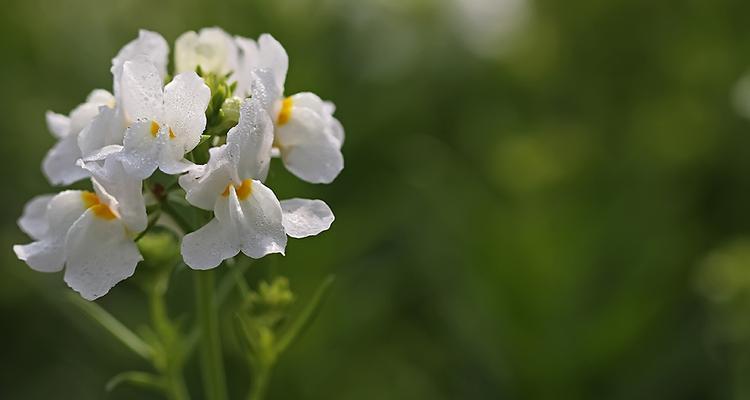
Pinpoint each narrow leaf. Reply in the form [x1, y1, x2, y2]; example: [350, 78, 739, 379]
[106, 371, 165, 392]
[275, 275, 336, 353]
[68, 293, 153, 360]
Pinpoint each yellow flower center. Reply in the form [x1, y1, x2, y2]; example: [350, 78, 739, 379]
[150, 121, 176, 139]
[221, 179, 253, 200]
[81, 191, 117, 220]
[277, 97, 293, 126]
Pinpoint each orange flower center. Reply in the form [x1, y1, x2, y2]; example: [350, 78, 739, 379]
[81, 191, 117, 220]
[221, 179, 253, 200]
[150, 121, 176, 139]
[277, 97, 293, 126]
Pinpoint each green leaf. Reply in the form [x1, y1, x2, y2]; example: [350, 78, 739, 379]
[275, 275, 336, 353]
[68, 293, 153, 360]
[106, 371, 165, 393]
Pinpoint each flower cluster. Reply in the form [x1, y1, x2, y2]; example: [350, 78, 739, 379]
[14, 28, 343, 300]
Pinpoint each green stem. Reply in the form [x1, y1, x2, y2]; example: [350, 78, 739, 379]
[247, 365, 271, 400]
[185, 258, 254, 357]
[195, 270, 228, 400]
[148, 291, 190, 400]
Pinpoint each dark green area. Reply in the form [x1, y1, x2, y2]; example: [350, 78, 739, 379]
[2, 0, 750, 398]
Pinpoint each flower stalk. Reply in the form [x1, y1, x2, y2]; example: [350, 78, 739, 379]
[195, 270, 228, 400]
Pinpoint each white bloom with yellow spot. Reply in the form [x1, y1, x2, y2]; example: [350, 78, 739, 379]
[115, 60, 211, 179]
[236, 34, 344, 184]
[178, 98, 334, 270]
[14, 158, 147, 300]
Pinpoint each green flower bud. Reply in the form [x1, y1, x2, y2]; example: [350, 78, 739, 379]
[133, 227, 180, 294]
[220, 96, 242, 125]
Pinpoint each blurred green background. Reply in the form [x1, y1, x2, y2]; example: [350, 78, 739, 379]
[3, 0, 750, 398]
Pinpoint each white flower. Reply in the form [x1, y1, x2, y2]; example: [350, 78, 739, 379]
[78, 30, 169, 162]
[271, 92, 345, 183]
[175, 27, 238, 76]
[115, 60, 211, 179]
[237, 34, 344, 184]
[178, 98, 334, 270]
[14, 157, 147, 300]
[43, 89, 115, 186]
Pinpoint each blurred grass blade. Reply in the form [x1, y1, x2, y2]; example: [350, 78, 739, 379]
[106, 371, 164, 392]
[68, 293, 153, 360]
[276, 275, 335, 353]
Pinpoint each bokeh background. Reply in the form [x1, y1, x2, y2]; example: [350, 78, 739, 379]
[3, 0, 750, 398]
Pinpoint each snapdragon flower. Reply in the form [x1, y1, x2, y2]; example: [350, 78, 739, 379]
[116, 60, 211, 178]
[45, 30, 169, 185]
[235, 34, 344, 184]
[16, 28, 342, 303]
[14, 158, 146, 300]
[179, 98, 334, 269]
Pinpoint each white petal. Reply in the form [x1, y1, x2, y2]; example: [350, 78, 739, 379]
[175, 28, 238, 75]
[227, 98, 274, 181]
[289, 93, 344, 147]
[46, 111, 70, 139]
[42, 134, 89, 186]
[117, 120, 160, 179]
[180, 144, 238, 210]
[181, 218, 240, 270]
[78, 106, 126, 158]
[81, 158, 147, 233]
[174, 31, 200, 73]
[63, 210, 142, 300]
[163, 72, 210, 152]
[13, 241, 65, 273]
[120, 60, 164, 123]
[91, 179, 119, 219]
[112, 30, 169, 98]
[235, 34, 288, 96]
[46, 190, 89, 236]
[233, 36, 258, 97]
[14, 190, 89, 273]
[277, 108, 344, 184]
[328, 115, 345, 147]
[158, 146, 196, 175]
[18, 194, 54, 240]
[288, 92, 326, 113]
[215, 181, 286, 259]
[280, 198, 334, 238]
[250, 68, 283, 115]
[256, 34, 288, 92]
[86, 89, 117, 105]
[81, 144, 124, 163]
[68, 90, 115, 135]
